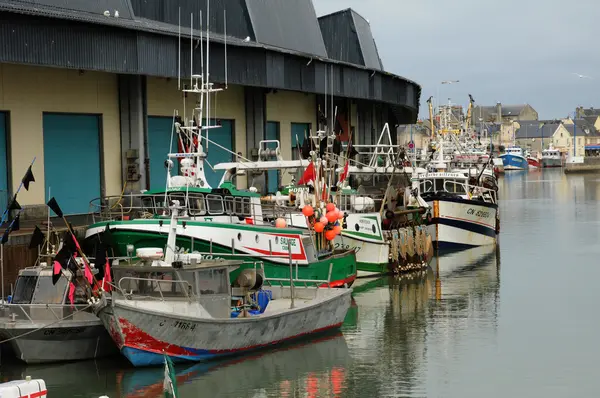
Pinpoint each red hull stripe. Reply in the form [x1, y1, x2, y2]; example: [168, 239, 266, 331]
[120, 317, 343, 357]
[20, 391, 47, 398]
[243, 246, 306, 261]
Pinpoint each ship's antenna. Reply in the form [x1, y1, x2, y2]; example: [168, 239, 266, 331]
[190, 13, 193, 90]
[205, 0, 211, 154]
[224, 9, 228, 89]
[199, 10, 204, 153]
[177, 7, 181, 90]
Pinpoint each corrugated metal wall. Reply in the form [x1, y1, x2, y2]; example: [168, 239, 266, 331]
[245, 0, 327, 58]
[130, 0, 254, 41]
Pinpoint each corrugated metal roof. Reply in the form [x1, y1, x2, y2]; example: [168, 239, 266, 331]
[318, 9, 363, 67]
[245, 0, 327, 58]
[350, 10, 383, 70]
[9, 0, 134, 18]
[318, 8, 383, 70]
[130, 0, 255, 41]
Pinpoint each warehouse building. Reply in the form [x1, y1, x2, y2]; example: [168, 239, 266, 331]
[0, 0, 420, 216]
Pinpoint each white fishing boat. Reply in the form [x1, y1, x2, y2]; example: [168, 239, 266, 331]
[93, 202, 352, 367]
[541, 145, 562, 168]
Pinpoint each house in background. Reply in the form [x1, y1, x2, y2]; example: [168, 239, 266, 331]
[471, 103, 538, 124]
[575, 106, 600, 118]
[514, 122, 580, 156]
[562, 117, 600, 155]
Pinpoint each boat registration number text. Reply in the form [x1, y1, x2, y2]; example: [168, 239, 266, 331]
[467, 208, 490, 218]
[334, 243, 361, 253]
[164, 320, 197, 331]
[43, 327, 85, 336]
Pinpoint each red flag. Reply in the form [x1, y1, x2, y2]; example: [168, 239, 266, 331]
[84, 263, 94, 285]
[339, 160, 349, 183]
[298, 162, 315, 185]
[52, 261, 62, 285]
[102, 260, 113, 292]
[68, 282, 76, 306]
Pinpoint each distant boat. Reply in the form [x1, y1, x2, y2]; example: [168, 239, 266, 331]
[541, 146, 562, 168]
[499, 147, 528, 170]
[525, 151, 541, 169]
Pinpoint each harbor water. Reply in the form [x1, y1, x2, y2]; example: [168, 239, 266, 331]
[1, 169, 599, 397]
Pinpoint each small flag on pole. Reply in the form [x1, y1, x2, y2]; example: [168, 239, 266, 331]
[46, 197, 63, 218]
[29, 225, 45, 249]
[163, 353, 178, 398]
[21, 165, 35, 191]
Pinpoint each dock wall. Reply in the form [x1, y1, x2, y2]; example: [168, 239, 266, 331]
[564, 157, 600, 174]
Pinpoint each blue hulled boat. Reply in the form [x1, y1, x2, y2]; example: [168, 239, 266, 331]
[499, 146, 528, 170]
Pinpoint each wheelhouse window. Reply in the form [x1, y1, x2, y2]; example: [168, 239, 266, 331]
[12, 275, 38, 304]
[188, 193, 206, 216]
[224, 197, 235, 215]
[32, 276, 68, 304]
[196, 268, 228, 295]
[234, 197, 251, 216]
[206, 195, 224, 214]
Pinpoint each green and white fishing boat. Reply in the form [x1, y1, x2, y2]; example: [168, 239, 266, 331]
[85, 183, 356, 287]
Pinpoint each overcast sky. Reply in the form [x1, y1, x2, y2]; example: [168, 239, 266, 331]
[313, 0, 600, 120]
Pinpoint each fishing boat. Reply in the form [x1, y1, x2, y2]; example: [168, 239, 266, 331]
[0, 162, 117, 364]
[0, 265, 118, 364]
[92, 203, 352, 367]
[212, 124, 434, 277]
[499, 146, 528, 170]
[527, 153, 541, 169]
[417, 171, 499, 252]
[541, 146, 562, 168]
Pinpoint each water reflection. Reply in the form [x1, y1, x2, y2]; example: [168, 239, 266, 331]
[0, 248, 500, 398]
[344, 246, 500, 397]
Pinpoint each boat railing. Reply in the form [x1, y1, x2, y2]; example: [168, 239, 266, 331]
[0, 303, 96, 323]
[443, 180, 498, 204]
[89, 193, 164, 223]
[117, 277, 193, 302]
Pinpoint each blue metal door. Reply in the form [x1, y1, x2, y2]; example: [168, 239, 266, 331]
[0, 113, 8, 212]
[203, 120, 233, 188]
[43, 114, 100, 215]
[266, 122, 279, 193]
[147, 116, 178, 191]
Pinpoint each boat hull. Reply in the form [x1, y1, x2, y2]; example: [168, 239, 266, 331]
[425, 196, 498, 252]
[527, 157, 541, 169]
[499, 154, 528, 170]
[541, 158, 562, 168]
[287, 213, 432, 275]
[86, 221, 356, 287]
[0, 319, 118, 364]
[98, 288, 352, 367]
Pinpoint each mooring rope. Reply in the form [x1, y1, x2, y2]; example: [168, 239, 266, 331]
[0, 303, 94, 344]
